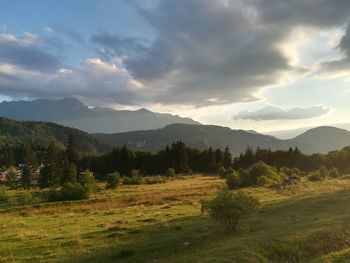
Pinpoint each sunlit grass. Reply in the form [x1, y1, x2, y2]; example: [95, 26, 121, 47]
[2, 175, 350, 262]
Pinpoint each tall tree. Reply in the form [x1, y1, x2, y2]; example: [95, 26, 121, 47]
[21, 165, 32, 188]
[223, 146, 232, 168]
[66, 134, 79, 164]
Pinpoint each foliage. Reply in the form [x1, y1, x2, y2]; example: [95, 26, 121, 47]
[48, 183, 89, 202]
[144, 176, 163, 184]
[239, 161, 284, 187]
[0, 185, 9, 203]
[226, 171, 240, 190]
[79, 170, 96, 195]
[106, 172, 120, 189]
[202, 190, 260, 232]
[122, 176, 144, 185]
[5, 166, 17, 189]
[17, 191, 33, 205]
[21, 165, 33, 188]
[166, 168, 176, 177]
[328, 167, 339, 178]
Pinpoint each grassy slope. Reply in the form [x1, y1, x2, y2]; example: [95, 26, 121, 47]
[2, 176, 350, 262]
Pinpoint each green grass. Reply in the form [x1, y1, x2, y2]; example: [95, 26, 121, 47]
[2, 175, 350, 262]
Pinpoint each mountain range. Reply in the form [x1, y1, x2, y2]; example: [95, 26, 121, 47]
[96, 124, 350, 156]
[0, 97, 200, 133]
[0, 97, 350, 156]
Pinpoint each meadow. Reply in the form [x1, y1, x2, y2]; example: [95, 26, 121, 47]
[2, 175, 350, 262]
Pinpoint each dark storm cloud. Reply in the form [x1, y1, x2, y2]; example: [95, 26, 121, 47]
[234, 105, 330, 121]
[116, 0, 293, 105]
[251, 0, 350, 27]
[0, 34, 60, 72]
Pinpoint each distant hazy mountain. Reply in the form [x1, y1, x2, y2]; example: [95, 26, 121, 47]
[267, 124, 350, 139]
[0, 117, 111, 153]
[96, 124, 350, 156]
[0, 97, 200, 133]
[287, 126, 350, 154]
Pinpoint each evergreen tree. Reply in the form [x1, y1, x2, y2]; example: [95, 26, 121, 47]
[21, 165, 32, 188]
[66, 134, 79, 164]
[171, 141, 189, 173]
[223, 146, 232, 168]
[62, 161, 77, 185]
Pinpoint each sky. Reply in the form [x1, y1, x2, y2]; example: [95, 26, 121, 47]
[0, 0, 350, 133]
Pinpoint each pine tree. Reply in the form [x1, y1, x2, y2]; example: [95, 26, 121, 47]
[66, 134, 79, 164]
[223, 146, 232, 168]
[21, 165, 32, 188]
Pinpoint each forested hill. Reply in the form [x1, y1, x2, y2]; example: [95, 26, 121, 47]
[0, 117, 111, 153]
[96, 124, 350, 156]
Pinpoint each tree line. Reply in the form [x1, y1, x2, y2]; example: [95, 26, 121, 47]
[2, 136, 350, 184]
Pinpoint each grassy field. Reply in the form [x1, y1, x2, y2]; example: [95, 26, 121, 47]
[2, 175, 350, 262]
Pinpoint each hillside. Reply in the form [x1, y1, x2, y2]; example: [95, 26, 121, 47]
[0, 117, 111, 153]
[0, 98, 201, 133]
[96, 124, 350, 155]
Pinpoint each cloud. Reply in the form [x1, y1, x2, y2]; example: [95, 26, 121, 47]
[320, 23, 350, 77]
[2, 0, 350, 108]
[93, 0, 350, 106]
[234, 105, 330, 121]
[0, 58, 143, 105]
[43, 27, 54, 33]
[0, 33, 60, 72]
[91, 32, 150, 61]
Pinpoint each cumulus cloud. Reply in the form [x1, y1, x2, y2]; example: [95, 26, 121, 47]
[234, 105, 330, 121]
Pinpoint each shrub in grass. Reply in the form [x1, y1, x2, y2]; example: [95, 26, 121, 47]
[257, 175, 275, 186]
[328, 167, 340, 178]
[0, 185, 9, 203]
[48, 183, 89, 202]
[144, 176, 163, 184]
[226, 171, 240, 189]
[218, 166, 226, 178]
[106, 172, 120, 189]
[17, 191, 33, 205]
[308, 171, 324, 181]
[166, 168, 176, 177]
[122, 176, 144, 185]
[79, 170, 96, 195]
[202, 190, 260, 232]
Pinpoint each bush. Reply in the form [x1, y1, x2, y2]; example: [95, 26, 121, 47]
[48, 183, 89, 202]
[122, 176, 144, 185]
[239, 162, 283, 187]
[202, 190, 260, 232]
[166, 168, 176, 177]
[218, 166, 226, 178]
[328, 167, 339, 178]
[17, 191, 33, 205]
[5, 166, 17, 189]
[308, 171, 324, 181]
[0, 185, 9, 203]
[144, 176, 163, 184]
[79, 170, 96, 194]
[257, 175, 274, 186]
[226, 171, 240, 189]
[106, 172, 120, 189]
